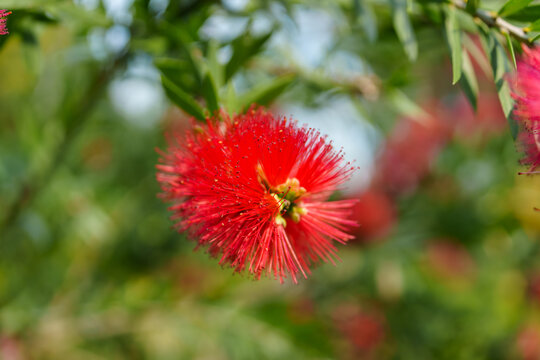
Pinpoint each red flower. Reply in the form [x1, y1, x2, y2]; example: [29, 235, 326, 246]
[512, 45, 540, 174]
[350, 189, 396, 242]
[375, 114, 449, 195]
[333, 304, 386, 357]
[157, 108, 356, 282]
[452, 94, 507, 139]
[0, 10, 11, 36]
[425, 239, 475, 279]
[517, 326, 540, 360]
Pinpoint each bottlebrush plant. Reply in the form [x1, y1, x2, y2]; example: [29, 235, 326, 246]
[157, 108, 357, 282]
[0, 9, 11, 35]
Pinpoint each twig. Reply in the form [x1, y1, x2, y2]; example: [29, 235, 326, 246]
[452, 0, 529, 42]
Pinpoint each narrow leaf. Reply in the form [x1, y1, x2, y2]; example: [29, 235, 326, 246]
[206, 39, 223, 90]
[460, 50, 479, 110]
[155, 58, 197, 93]
[0, 0, 63, 8]
[354, 0, 378, 42]
[498, 0, 533, 17]
[224, 83, 238, 115]
[161, 75, 206, 121]
[445, 6, 463, 84]
[160, 22, 202, 84]
[481, 29, 518, 139]
[505, 32, 517, 69]
[463, 33, 492, 78]
[237, 75, 295, 112]
[390, 0, 418, 61]
[389, 89, 430, 120]
[506, 4, 540, 21]
[528, 18, 540, 32]
[202, 72, 220, 114]
[465, 0, 479, 14]
[224, 32, 272, 81]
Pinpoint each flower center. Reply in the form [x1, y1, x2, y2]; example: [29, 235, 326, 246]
[256, 164, 308, 227]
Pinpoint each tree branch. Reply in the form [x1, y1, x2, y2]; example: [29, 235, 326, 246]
[452, 0, 530, 43]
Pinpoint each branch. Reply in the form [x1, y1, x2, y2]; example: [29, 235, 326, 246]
[452, 0, 529, 42]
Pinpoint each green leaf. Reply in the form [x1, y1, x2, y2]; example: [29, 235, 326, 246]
[463, 33, 491, 78]
[389, 89, 430, 119]
[528, 18, 540, 32]
[465, 0, 479, 14]
[445, 6, 462, 84]
[224, 32, 272, 82]
[159, 22, 203, 85]
[154, 58, 197, 93]
[460, 50, 479, 110]
[390, 0, 418, 61]
[237, 75, 295, 112]
[481, 29, 517, 139]
[505, 32, 517, 69]
[0, 0, 63, 8]
[161, 75, 206, 121]
[498, 0, 533, 17]
[201, 72, 220, 114]
[353, 0, 378, 42]
[506, 4, 540, 21]
[532, 33, 540, 42]
[224, 83, 238, 116]
[43, 3, 111, 27]
[206, 39, 223, 90]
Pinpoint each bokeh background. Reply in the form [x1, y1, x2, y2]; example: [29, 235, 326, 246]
[0, 0, 540, 359]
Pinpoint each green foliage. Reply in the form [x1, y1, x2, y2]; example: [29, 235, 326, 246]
[0, 0, 538, 358]
[460, 50, 479, 110]
[391, 0, 418, 61]
[498, 0, 534, 17]
[236, 74, 295, 112]
[506, 4, 540, 22]
[445, 6, 462, 84]
[224, 31, 273, 82]
[480, 28, 518, 139]
[161, 74, 206, 121]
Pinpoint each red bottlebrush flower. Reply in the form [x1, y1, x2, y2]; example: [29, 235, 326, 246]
[527, 273, 540, 306]
[453, 94, 507, 139]
[157, 108, 356, 283]
[425, 239, 475, 279]
[375, 114, 449, 195]
[0, 10, 11, 36]
[517, 326, 540, 360]
[512, 45, 540, 174]
[350, 189, 396, 242]
[333, 304, 386, 358]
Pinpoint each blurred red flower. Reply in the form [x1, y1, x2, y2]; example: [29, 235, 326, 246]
[350, 189, 396, 242]
[512, 45, 540, 174]
[157, 108, 357, 282]
[0, 10, 11, 35]
[517, 326, 540, 360]
[452, 93, 507, 139]
[527, 273, 540, 306]
[333, 304, 386, 358]
[0, 335, 24, 360]
[375, 113, 449, 195]
[426, 239, 475, 279]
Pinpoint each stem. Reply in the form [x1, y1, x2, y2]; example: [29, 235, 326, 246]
[0, 54, 128, 234]
[452, 0, 529, 42]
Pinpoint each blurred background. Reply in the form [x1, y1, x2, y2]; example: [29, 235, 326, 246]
[0, 0, 540, 358]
